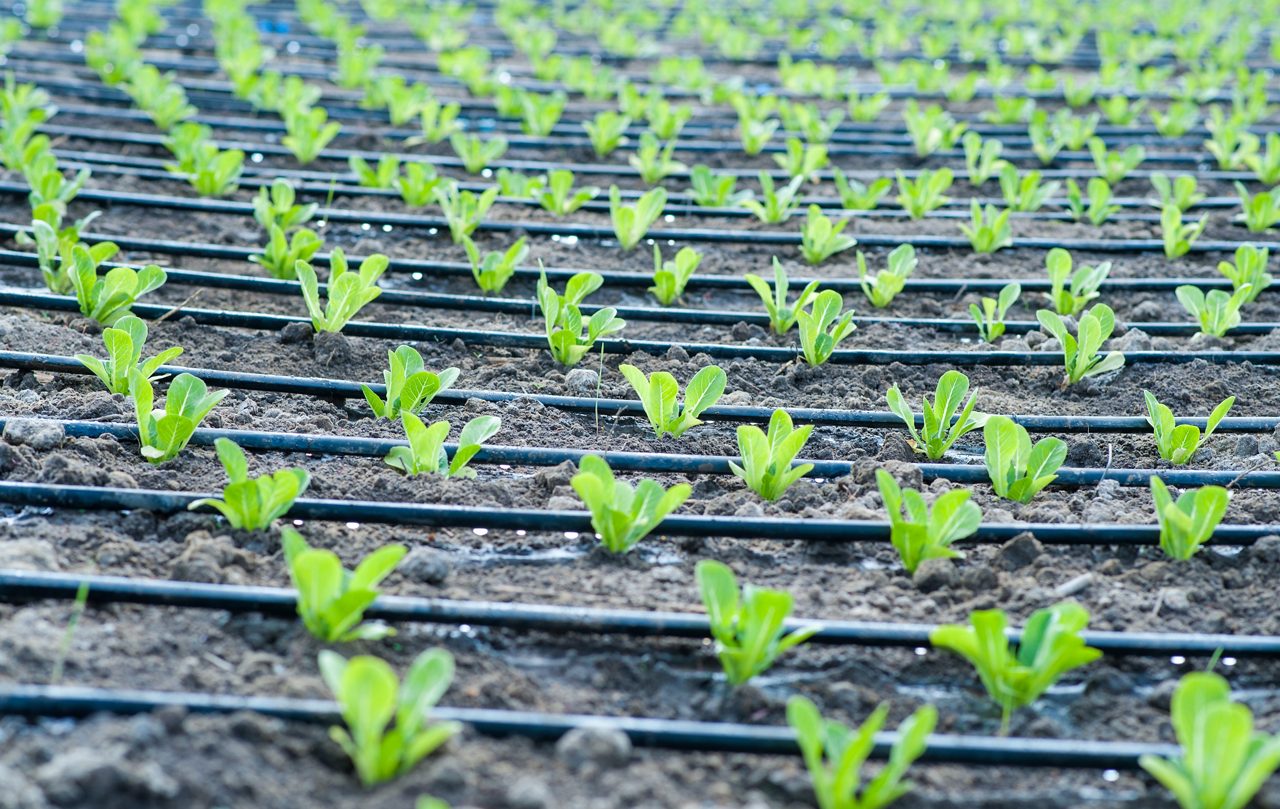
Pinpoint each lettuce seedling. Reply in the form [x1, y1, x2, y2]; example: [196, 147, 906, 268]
[76, 314, 182, 395]
[28, 225, 115, 295]
[930, 603, 1101, 735]
[1218, 245, 1271, 302]
[70, 247, 167, 326]
[1151, 476, 1230, 560]
[436, 184, 498, 244]
[648, 245, 700, 305]
[629, 133, 685, 185]
[1065, 178, 1121, 226]
[463, 235, 527, 295]
[746, 258, 819, 335]
[516, 90, 567, 137]
[1045, 247, 1111, 316]
[970, 282, 1021, 343]
[1235, 183, 1280, 232]
[797, 290, 856, 366]
[1150, 174, 1205, 213]
[857, 244, 916, 308]
[1151, 101, 1200, 138]
[497, 168, 543, 199]
[1162, 204, 1210, 259]
[125, 66, 197, 129]
[609, 185, 666, 250]
[1176, 285, 1251, 338]
[409, 97, 462, 144]
[1139, 671, 1280, 809]
[385, 413, 501, 478]
[571, 455, 691, 554]
[697, 560, 818, 684]
[832, 169, 891, 211]
[895, 168, 952, 219]
[284, 528, 403, 642]
[282, 107, 341, 164]
[1026, 110, 1065, 164]
[886, 370, 986, 460]
[619, 364, 726, 439]
[983, 415, 1066, 502]
[1144, 391, 1234, 466]
[960, 201, 1013, 254]
[774, 137, 828, 182]
[1036, 305, 1126, 385]
[646, 98, 692, 140]
[296, 248, 388, 333]
[449, 133, 507, 175]
[984, 96, 1035, 125]
[252, 179, 317, 233]
[999, 165, 1058, 213]
[319, 647, 460, 786]
[729, 409, 814, 501]
[788, 696, 935, 809]
[349, 154, 400, 189]
[1088, 138, 1145, 184]
[251, 225, 323, 280]
[902, 100, 966, 157]
[363, 345, 459, 420]
[583, 110, 630, 157]
[1098, 95, 1146, 126]
[877, 468, 981, 574]
[537, 169, 599, 217]
[1246, 132, 1280, 185]
[738, 117, 779, 156]
[847, 90, 889, 122]
[536, 270, 624, 366]
[963, 131, 1009, 186]
[24, 150, 88, 212]
[1205, 108, 1258, 170]
[397, 162, 445, 207]
[743, 173, 803, 224]
[189, 438, 310, 531]
[131, 370, 228, 464]
[688, 165, 751, 208]
[799, 205, 856, 265]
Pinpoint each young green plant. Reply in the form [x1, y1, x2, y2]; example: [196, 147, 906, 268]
[189, 438, 310, 531]
[131, 370, 228, 464]
[983, 415, 1067, 502]
[728, 409, 814, 501]
[877, 469, 981, 574]
[1036, 305, 1126, 385]
[384, 413, 501, 478]
[745, 258, 819, 335]
[75, 314, 182, 395]
[797, 290, 856, 366]
[536, 270, 625, 366]
[619, 364, 726, 439]
[886, 370, 986, 460]
[571, 455, 691, 554]
[1150, 476, 1230, 560]
[295, 249, 388, 333]
[857, 244, 916, 308]
[362, 345, 459, 420]
[971, 283, 1021, 343]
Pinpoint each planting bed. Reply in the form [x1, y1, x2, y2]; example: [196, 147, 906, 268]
[3, 0, 1280, 807]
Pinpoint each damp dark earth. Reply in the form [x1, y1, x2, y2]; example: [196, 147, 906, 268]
[2, 0, 1280, 808]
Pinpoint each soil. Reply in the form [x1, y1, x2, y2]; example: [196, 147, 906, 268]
[3, 8, 1280, 809]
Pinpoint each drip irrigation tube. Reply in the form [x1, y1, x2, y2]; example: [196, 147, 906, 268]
[0, 683, 1179, 768]
[3, 350, 1275, 434]
[2, 421, 1280, 491]
[7, 289, 1280, 367]
[4, 569, 1277, 656]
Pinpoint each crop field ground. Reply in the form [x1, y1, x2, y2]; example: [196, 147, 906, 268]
[4, 0, 1280, 807]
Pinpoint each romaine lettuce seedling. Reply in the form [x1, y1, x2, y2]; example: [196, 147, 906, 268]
[1144, 391, 1234, 465]
[76, 314, 182, 395]
[1150, 173, 1205, 213]
[537, 169, 599, 217]
[960, 201, 1013, 254]
[189, 438, 310, 531]
[877, 468, 981, 573]
[125, 65, 197, 129]
[1235, 182, 1280, 232]
[536, 270, 625, 366]
[409, 97, 462, 144]
[886, 370, 986, 460]
[571, 455, 691, 554]
[583, 110, 630, 157]
[895, 168, 952, 219]
[1176, 284, 1251, 338]
[253, 178, 317, 233]
[284, 527, 403, 642]
[436, 184, 498, 244]
[931, 603, 1101, 735]
[349, 154, 400, 189]
[847, 90, 889, 122]
[1139, 671, 1280, 809]
[738, 117, 779, 156]
[773, 137, 827, 182]
[397, 162, 445, 207]
[463, 235, 527, 295]
[799, 205, 856, 265]
[788, 695, 935, 809]
[609, 185, 666, 250]
[362, 345, 459, 420]
[517, 90, 566, 136]
[70, 246, 167, 326]
[697, 560, 818, 684]
[1162, 204, 1209, 259]
[1151, 476, 1230, 560]
[858, 244, 916, 308]
[742, 172, 803, 224]
[971, 283, 1021, 343]
[832, 169, 891, 211]
[629, 132, 685, 185]
[797, 290, 856, 366]
[131, 370, 228, 464]
[648, 245, 700, 305]
[319, 647, 460, 786]
[646, 98, 692, 140]
[688, 165, 750, 208]
[1088, 138, 1145, 184]
[282, 106, 341, 164]
[385, 413, 501, 478]
[1065, 178, 1120, 226]
[1218, 245, 1271, 302]
[449, 133, 507, 175]
[1246, 131, 1280, 185]
[497, 168, 544, 199]
[1036, 304, 1126, 385]
[251, 224, 323, 280]
[999, 164, 1059, 212]
[619, 364, 726, 439]
[902, 100, 966, 157]
[963, 131, 1009, 186]
[28, 225, 115, 295]
[729, 408, 814, 501]
[296, 248, 387, 333]
[746, 258, 820, 335]
[1045, 247, 1111, 316]
[983, 415, 1066, 502]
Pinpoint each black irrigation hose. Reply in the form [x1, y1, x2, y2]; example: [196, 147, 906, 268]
[9, 288, 1280, 368]
[3, 418, 1280, 491]
[0, 683, 1180, 769]
[4, 350, 1275, 435]
[6, 569, 1278, 656]
[0, 248, 1260, 337]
